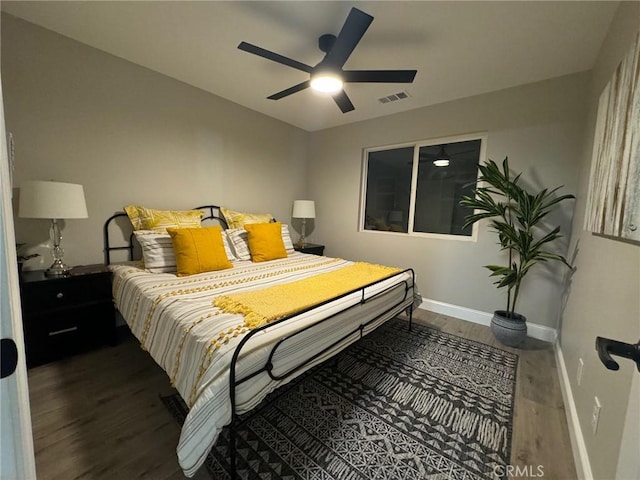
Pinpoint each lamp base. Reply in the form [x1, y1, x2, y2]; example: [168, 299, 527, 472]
[45, 259, 71, 277]
[295, 218, 308, 249]
[295, 235, 307, 249]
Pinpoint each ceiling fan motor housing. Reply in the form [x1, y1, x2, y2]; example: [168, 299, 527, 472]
[318, 34, 337, 54]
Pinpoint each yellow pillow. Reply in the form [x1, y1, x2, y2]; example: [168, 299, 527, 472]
[221, 206, 274, 229]
[244, 222, 287, 262]
[124, 205, 203, 232]
[167, 226, 232, 276]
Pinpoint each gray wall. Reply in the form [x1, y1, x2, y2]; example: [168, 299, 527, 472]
[307, 73, 588, 329]
[1, 14, 309, 268]
[560, 2, 640, 479]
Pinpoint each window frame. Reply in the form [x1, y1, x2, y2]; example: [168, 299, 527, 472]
[359, 132, 487, 241]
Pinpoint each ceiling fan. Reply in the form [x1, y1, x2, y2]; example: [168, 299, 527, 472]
[238, 7, 417, 113]
[422, 145, 455, 167]
[415, 145, 479, 167]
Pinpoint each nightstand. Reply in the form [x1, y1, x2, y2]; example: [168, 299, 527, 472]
[294, 243, 325, 256]
[20, 267, 116, 368]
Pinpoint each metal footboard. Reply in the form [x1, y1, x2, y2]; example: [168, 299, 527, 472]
[227, 268, 415, 478]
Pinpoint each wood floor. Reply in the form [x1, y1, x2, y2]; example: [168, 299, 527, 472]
[26, 309, 577, 479]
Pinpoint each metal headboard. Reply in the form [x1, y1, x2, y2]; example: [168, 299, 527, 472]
[103, 205, 228, 265]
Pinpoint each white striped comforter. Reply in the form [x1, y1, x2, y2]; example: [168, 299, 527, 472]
[110, 252, 414, 477]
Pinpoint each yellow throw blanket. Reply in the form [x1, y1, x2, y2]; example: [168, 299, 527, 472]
[213, 262, 402, 329]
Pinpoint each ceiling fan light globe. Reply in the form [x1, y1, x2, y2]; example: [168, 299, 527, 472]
[310, 74, 343, 93]
[433, 159, 450, 167]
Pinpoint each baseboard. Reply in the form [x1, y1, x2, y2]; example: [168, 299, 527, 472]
[418, 298, 558, 343]
[554, 344, 593, 479]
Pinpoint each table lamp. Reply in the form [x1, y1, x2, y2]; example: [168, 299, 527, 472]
[19, 180, 88, 276]
[292, 200, 315, 248]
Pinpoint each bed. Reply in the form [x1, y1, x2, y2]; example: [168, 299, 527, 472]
[104, 205, 417, 478]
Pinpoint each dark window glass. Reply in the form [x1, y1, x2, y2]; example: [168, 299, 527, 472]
[414, 139, 482, 236]
[364, 147, 413, 233]
[362, 137, 483, 237]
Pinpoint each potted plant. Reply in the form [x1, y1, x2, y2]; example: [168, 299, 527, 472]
[16, 243, 40, 278]
[460, 158, 575, 347]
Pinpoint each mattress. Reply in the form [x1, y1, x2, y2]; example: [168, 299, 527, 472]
[110, 252, 415, 476]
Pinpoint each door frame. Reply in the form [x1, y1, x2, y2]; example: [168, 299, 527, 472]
[0, 78, 37, 479]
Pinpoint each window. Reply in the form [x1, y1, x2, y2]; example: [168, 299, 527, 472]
[361, 134, 485, 238]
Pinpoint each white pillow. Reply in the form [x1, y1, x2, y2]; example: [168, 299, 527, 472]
[134, 231, 176, 273]
[225, 229, 250, 261]
[135, 230, 237, 273]
[281, 224, 295, 252]
[226, 224, 295, 261]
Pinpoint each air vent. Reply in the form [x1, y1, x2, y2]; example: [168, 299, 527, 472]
[378, 91, 410, 104]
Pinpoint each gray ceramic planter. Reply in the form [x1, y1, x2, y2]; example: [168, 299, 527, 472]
[491, 310, 527, 347]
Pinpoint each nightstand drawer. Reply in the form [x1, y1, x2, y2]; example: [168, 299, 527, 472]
[20, 269, 116, 367]
[21, 273, 111, 313]
[22, 302, 114, 367]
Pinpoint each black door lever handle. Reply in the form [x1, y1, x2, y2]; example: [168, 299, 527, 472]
[1, 338, 19, 379]
[595, 337, 640, 372]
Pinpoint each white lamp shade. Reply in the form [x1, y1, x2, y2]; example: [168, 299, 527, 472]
[292, 200, 316, 219]
[19, 180, 88, 219]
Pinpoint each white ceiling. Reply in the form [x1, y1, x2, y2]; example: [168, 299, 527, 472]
[1, 1, 618, 132]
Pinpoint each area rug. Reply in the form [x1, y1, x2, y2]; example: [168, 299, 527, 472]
[162, 317, 518, 479]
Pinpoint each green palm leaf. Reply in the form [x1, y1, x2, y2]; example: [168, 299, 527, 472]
[461, 157, 575, 316]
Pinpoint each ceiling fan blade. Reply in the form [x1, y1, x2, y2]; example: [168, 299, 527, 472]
[332, 90, 355, 113]
[267, 81, 311, 100]
[324, 8, 373, 68]
[343, 70, 417, 83]
[238, 41, 313, 73]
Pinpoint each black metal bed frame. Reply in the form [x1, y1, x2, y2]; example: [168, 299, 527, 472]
[103, 205, 227, 264]
[103, 205, 415, 478]
[227, 271, 414, 478]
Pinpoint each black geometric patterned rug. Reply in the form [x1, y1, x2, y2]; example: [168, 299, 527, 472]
[161, 317, 518, 479]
